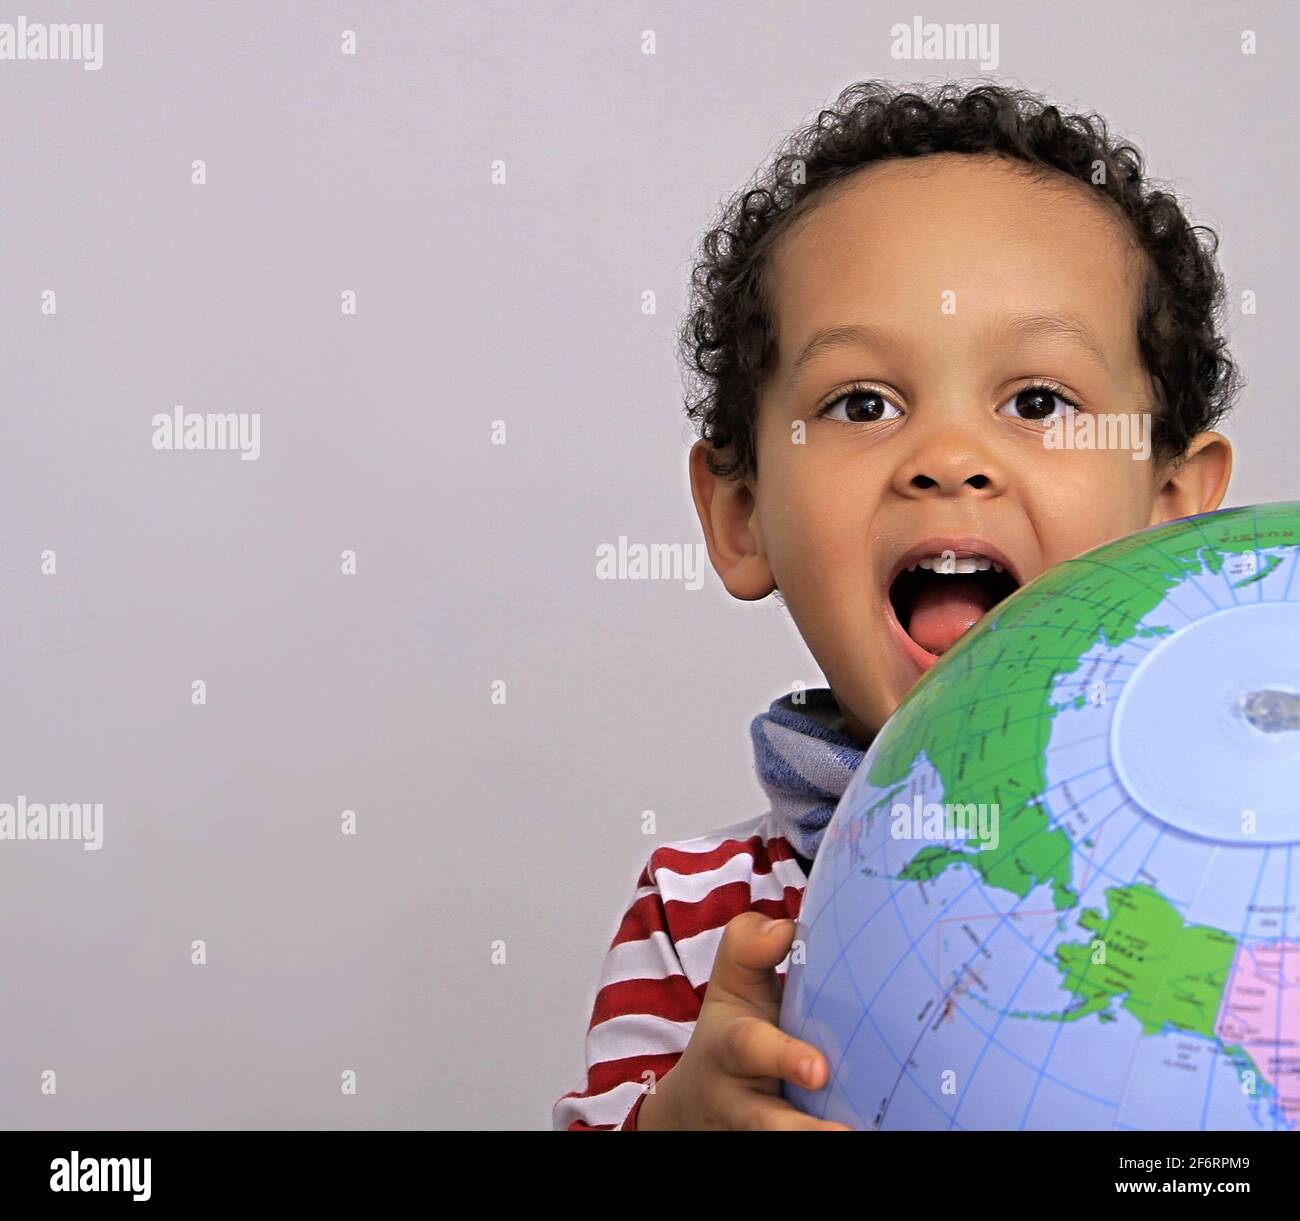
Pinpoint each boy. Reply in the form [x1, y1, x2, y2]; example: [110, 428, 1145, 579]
[554, 80, 1237, 1130]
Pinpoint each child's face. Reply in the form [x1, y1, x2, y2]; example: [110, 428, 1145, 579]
[691, 152, 1231, 743]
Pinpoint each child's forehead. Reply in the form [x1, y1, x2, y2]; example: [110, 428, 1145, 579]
[766, 154, 1144, 359]
[778, 153, 1131, 269]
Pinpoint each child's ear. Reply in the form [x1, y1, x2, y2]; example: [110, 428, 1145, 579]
[1148, 430, 1233, 526]
[688, 440, 777, 600]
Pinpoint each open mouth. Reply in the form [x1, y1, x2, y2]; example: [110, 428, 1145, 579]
[887, 551, 1021, 668]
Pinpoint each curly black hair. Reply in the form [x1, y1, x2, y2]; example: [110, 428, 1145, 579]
[678, 80, 1242, 480]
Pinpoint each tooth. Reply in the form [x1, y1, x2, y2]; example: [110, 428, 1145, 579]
[917, 558, 934, 570]
[992, 562, 1003, 573]
[907, 563, 917, 572]
[974, 558, 991, 571]
[953, 558, 978, 574]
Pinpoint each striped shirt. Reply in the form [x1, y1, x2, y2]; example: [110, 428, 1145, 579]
[551, 813, 815, 1130]
[553, 688, 867, 1131]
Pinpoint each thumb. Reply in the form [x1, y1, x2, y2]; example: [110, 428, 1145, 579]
[708, 912, 796, 1009]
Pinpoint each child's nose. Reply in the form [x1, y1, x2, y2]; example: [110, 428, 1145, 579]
[891, 435, 1007, 499]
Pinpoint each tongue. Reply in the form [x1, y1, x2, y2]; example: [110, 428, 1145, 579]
[907, 575, 997, 656]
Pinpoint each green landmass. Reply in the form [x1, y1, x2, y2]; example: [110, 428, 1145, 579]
[876, 506, 1299, 908]
[1052, 883, 1237, 1036]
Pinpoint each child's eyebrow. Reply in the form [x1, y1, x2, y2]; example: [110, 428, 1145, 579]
[991, 310, 1111, 372]
[788, 310, 1111, 382]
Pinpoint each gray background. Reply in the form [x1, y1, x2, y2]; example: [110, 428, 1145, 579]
[0, 0, 1293, 1129]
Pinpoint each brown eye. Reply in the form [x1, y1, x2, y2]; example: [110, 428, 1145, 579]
[821, 389, 903, 423]
[997, 385, 1078, 423]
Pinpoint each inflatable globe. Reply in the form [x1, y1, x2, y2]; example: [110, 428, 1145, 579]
[780, 502, 1300, 1130]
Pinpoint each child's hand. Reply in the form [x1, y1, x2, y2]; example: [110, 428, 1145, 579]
[635, 912, 854, 1130]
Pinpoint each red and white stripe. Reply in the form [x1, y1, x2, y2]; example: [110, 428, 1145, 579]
[553, 814, 810, 1131]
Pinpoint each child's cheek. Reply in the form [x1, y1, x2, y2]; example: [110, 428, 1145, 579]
[1028, 447, 1158, 560]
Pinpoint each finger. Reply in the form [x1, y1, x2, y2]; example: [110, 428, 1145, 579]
[724, 1086, 855, 1132]
[716, 1012, 831, 1091]
[708, 912, 797, 1008]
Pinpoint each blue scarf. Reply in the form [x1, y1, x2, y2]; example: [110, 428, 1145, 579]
[749, 688, 870, 863]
